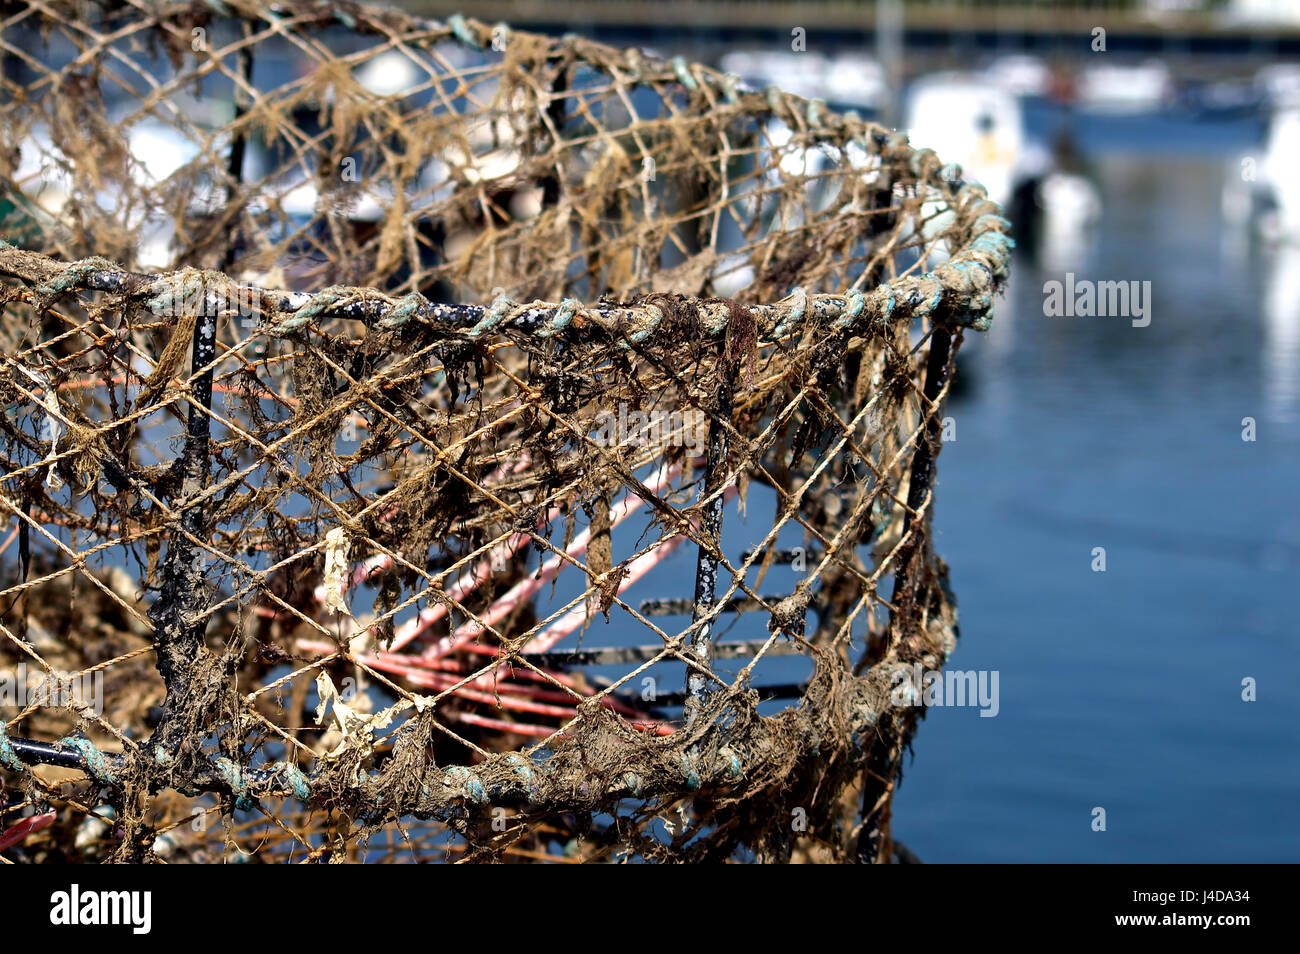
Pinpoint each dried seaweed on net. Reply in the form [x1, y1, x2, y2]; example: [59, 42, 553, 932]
[0, 0, 1011, 863]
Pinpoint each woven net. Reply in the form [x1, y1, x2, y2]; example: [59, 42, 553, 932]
[0, 0, 1011, 863]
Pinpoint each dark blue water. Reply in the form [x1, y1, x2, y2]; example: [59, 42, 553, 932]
[891, 111, 1300, 862]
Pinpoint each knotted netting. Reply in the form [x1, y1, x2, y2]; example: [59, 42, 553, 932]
[0, 0, 1011, 863]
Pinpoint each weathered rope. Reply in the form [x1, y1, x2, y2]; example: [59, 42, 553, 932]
[0, 190, 1011, 348]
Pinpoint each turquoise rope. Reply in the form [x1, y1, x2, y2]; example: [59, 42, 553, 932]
[506, 754, 541, 802]
[721, 73, 741, 104]
[833, 288, 865, 330]
[973, 213, 1012, 233]
[917, 273, 944, 316]
[774, 286, 807, 338]
[58, 737, 116, 785]
[215, 756, 254, 810]
[268, 285, 354, 337]
[720, 747, 743, 780]
[279, 762, 312, 801]
[0, 721, 23, 772]
[625, 304, 664, 345]
[445, 765, 488, 805]
[672, 56, 697, 91]
[379, 292, 426, 331]
[35, 257, 111, 305]
[679, 754, 701, 791]
[470, 294, 513, 338]
[538, 298, 578, 339]
[447, 13, 481, 50]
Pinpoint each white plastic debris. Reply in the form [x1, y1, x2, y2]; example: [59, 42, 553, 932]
[313, 671, 393, 762]
[321, 527, 351, 616]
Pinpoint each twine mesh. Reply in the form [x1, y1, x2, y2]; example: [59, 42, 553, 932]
[0, 0, 1011, 863]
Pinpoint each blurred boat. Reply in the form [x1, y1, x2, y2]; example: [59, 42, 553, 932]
[998, 125, 1102, 272]
[1260, 103, 1300, 240]
[1223, 67, 1300, 244]
[983, 55, 1051, 99]
[719, 50, 830, 103]
[824, 53, 886, 111]
[1180, 77, 1264, 119]
[1034, 170, 1102, 273]
[905, 72, 1025, 209]
[1039, 172, 1101, 239]
[1076, 60, 1173, 114]
[1255, 64, 1300, 111]
[720, 50, 884, 112]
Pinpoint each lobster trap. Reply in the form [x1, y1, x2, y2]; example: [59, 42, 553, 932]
[0, 1, 1011, 863]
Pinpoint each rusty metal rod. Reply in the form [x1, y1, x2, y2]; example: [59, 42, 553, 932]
[856, 325, 956, 864]
[145, 28, 254, 752]
[684, 371, 736, 723]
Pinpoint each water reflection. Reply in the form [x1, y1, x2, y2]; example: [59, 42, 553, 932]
[899, 135, 1300, 861]
[1263, 244, 1300, 423]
